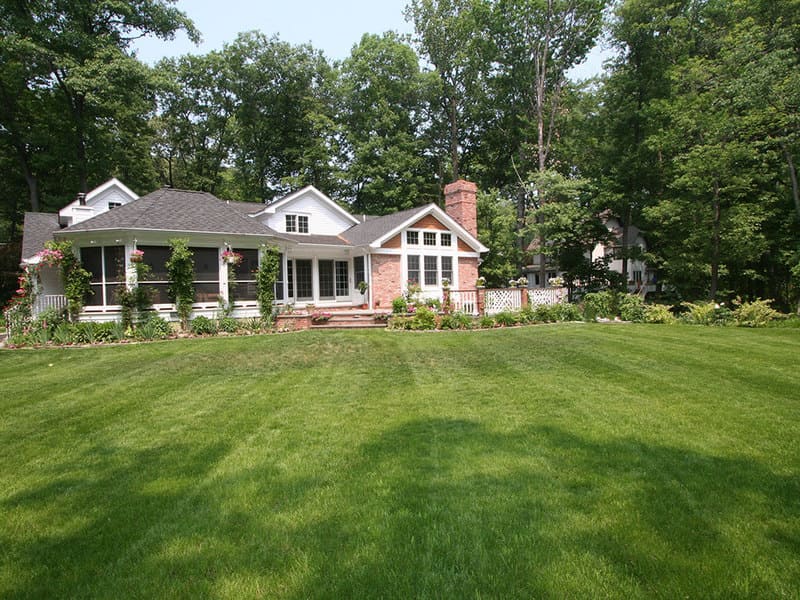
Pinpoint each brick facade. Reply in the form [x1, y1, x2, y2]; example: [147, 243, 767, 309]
[370, 254, 403, 308]
[458, 257, 479, 290]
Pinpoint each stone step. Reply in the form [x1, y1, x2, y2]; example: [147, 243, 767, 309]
[310, 321, 387, 329]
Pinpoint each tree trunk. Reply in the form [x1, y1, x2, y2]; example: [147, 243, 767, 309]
[783, 146, 800, 221]
[710, 182, 721, 300]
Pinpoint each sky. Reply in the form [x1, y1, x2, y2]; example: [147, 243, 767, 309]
[133, 0, 608, 80]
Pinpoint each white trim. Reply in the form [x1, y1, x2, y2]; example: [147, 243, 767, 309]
[369, 204, 488, 253]
[250, 185, 360, 225]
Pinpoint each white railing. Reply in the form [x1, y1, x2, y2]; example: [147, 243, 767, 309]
[528, 287, 567, 306]
[485, 288, 523, 314]
[33, 294, 68, 316]
[448, 290, 478, 315]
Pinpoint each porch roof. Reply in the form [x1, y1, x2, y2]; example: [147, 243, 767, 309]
[21, 212, 60, 261]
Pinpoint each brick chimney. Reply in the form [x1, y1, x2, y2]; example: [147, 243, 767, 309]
[444, 179, 477, 238]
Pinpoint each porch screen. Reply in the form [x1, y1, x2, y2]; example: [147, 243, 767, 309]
[80, 245, 124, 306]
[139, 245, 171, 303]
[189, 247, 220, 303]
[232, 248, 258, 301]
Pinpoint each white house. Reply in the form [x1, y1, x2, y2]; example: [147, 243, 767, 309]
[20, 179, 488, 321]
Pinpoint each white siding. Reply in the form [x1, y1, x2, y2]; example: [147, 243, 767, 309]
[263, 192, 353, 235]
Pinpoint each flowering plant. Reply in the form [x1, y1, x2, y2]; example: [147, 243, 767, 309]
[441, 277, 450, 289]
[509, 278, 519, 287]
[516, 276, 528, 287]
[475, 276, 486, 287]
[35, 248, 64, 267]
[222, 250, 243, 265]
[130, 249, 144, 263]
[548, 276, 565, 287]
[311, 311, 332, 323]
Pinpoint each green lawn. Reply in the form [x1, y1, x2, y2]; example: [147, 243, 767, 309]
[1, 324, 798, 599]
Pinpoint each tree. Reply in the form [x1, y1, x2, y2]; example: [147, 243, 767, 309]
[338, 32, 438, 214]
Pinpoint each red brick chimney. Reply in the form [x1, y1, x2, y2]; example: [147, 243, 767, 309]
[444, 179, 477, 238]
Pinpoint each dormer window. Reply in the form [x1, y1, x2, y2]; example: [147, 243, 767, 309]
[406, 231, 419, 245]
[286, 214, 309, 234]
[423, 232, 437, 246]
[108, 202, 122, 210]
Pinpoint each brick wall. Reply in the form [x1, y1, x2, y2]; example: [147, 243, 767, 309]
[371, 254, 403, 308]
[444, 180, 478, 239]
[458, 257, 479, 290]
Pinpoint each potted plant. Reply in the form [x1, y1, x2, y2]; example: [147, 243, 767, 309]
[475, 276, 486, 288]
[130, 249, 144, 263]
[221, 249, 243, 266]
[357, 280, 368, 308]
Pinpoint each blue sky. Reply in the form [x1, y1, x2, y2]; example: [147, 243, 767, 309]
[133, 0, 606, 79]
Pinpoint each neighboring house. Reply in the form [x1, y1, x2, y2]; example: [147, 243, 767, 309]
[523, 215, 655, 293]
[20, 178, 487, 321]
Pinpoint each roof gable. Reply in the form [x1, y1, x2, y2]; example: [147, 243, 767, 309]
[367, 204, 488, 252]
[252, 186, 359, 226]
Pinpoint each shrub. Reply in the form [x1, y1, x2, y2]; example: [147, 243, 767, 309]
[108, 320, 127, 341]
[94, 322, 116, 343]
[52, 322, 76, 345]
[582, 291, 618, 320]
[618, 294, 645, 322]
[424, 298, 442, 311]
[532, 304, 557, 323]
[519, 305, 536, 324]
[392, 296, 408, 314]
[166, 239, 194, 330]
[388, 316, 413, 330]
[74, 322, 98, 344]
[33, 308, 66, 333]
[681, 301, 732, 326]
[552, 303, 582, 322]
[256, 245, 281, 323]
[478, 315, 496, 329]
[643, 304, 677, 324]
[219, 316, 239, 333]
[141, 315, 172, 339]
[494, 311, 519, 327]
[410, 305, 437, 330]
[732, 298, 780, 327]
[190, 315, 217, 335]
[243, 317, 266, 333]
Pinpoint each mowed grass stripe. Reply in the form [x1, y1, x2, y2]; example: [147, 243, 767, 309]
[0, 324, 798, 598]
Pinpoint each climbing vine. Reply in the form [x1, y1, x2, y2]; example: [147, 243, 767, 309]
[166, 238, 194, 330]
[45, 240, 91, 322]
[256, 245, 280, 322]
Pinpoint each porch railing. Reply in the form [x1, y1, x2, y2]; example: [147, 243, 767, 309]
[448, 289, 478, 316]
[33, 294, 68, 317]
[484, 288, 524, 314]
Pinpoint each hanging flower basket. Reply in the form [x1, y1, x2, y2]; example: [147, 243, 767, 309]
[222, 250, 243, 266]
[130, 249, 144, 263]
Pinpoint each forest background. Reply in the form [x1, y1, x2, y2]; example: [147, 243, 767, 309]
[1, 0, 798, 310]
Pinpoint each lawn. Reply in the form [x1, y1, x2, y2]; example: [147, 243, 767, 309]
[1, 324, 798, 599]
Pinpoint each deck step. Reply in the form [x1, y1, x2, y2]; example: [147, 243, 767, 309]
[310, 313, 389, 329]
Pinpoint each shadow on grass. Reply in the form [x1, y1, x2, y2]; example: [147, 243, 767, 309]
[2, 420, 798, 598]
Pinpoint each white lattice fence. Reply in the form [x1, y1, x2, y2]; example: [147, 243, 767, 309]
[448, 290, 478, 315]
[528, 287, 567, 306]
[484, 288, 523, 314]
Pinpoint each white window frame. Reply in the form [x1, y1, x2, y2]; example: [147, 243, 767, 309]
[285, 213, 310, 235]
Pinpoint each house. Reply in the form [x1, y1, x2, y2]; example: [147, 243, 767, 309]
[523, 215, 655, 294]
[20, 178, 488, 321]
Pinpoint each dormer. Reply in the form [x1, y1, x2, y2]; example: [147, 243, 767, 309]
[250, 186, 359, 236]
[58, 178, 138, 227]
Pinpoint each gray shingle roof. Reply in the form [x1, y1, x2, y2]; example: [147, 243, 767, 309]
[282, 233, 350, 246]
[61, 188, 288, 238]
[21, 212, 60, 260]
[341, 205, 429, 246]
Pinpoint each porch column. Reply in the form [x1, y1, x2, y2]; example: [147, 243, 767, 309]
[219, 246, 229, 304]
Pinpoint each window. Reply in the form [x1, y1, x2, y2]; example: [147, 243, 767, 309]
[231, 249, 258, 302]
[335, 261, 349, 297]
[287, 259, 294, 299]
[298, 215, 309, 234]
[354, 256, 366, 288]
[441, 256, 453, 283]
[406, 231, 419, 245]
[632, 270, 643, 283]
[294, 259, 313, 300]
[275, 253, 284, 301]
[440, 233, 452, 247]
[423, 231, 437, 246]
[81, 246, 125, 306]
[285, 214, 296, 232]
[108, 202, 122, 210]
[190, 247, 221, 303]
[286, 214, 308, 234]
[319, 260, 335, 300]
[424, 256, 438, 286]
[407, 255, 420, 285]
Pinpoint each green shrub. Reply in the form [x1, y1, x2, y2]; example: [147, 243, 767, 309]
[387, 316, 413, 330]
[424, 298, 442, 311]
[582, 291, 618, 320]
[533, 304, 557, 323]
[732, 298, 780, 327]
[32, 308, 66, 333]
[478, 315, 496, 329]
[52, 322, 76, 345]
[618, 294, 645, 322]
[256, 245, 280, 323]
[74, 322, 98, 344]
[108, 320, 127, 341]
[242, 317, 266, 333]
[643, 304, 677, 324]
[519, 305, 536, 324]
[494, 311, 519, 326]
[438, 314, 459, 329]
[219, 316, 239, 333]
[681, 301, 732, 326]
[139, 315, 172, 340]
[94, 322, 116, 343]
[31, 323, 52, 345]
[553, 302, 582, 322]
[392, 296, 408, 314]
[190, 315, 218, 335]
[410, 305, 437, 330]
